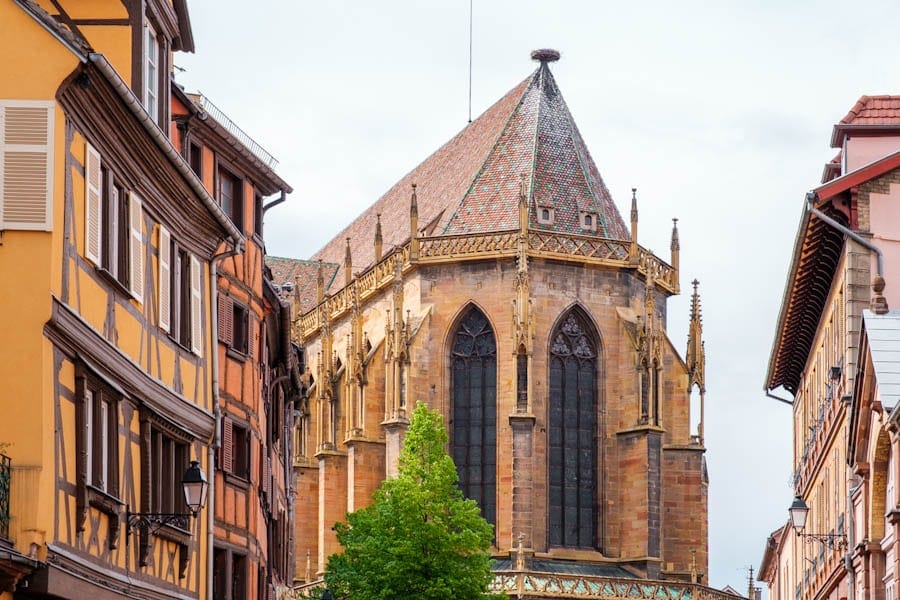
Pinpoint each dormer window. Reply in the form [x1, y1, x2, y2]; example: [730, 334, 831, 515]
[144, 22, 159, 122]
[580, 211, 598, 232]
[537, 205, 554, 225]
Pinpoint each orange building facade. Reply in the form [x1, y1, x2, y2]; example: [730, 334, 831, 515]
[169, 87, 299, 600]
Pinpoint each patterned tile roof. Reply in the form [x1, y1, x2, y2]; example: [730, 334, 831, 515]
[312, 59, 629, 277]
[839, 95, 900, 125]
[266, 256, 339, 314]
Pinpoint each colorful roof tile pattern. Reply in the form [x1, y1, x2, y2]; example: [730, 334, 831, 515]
[266, 256, 339, 313]
[839, 95, 900, 125]
[312, 58, 629, 277]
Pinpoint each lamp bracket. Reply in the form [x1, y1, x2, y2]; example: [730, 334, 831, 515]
[126, 510, 193, 535]
[797, 531, 847, 550]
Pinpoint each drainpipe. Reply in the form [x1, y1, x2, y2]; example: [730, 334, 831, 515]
[846, 478, 861, 600]
[806, 193, 883, 277]
[208, 242, 242, 598]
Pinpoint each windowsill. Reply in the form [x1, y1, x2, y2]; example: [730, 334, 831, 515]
[167, 333, 196, 356]
[86, 485, 124, 515]
[226, 347, 249, 362]
[95, 267, 132, 298]
[154, 520, 192, 546]
[224, 472, 251, 490]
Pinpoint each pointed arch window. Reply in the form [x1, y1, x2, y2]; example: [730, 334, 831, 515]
[450, 307, 497, 528]
[548, 309, 598, 549]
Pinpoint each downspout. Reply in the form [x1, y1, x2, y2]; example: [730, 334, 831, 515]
[846, 479, 862, 600]
[806, 193, 883, 277]
[208, 241, 242, 598]
[263, 190, 287, 213]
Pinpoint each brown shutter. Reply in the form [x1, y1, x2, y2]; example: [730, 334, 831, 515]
[218, 294, 233, 345]
[0, 101, 54, 230]
[266, 456, 273, 501]
[222, 417, 233, 473]
[250, 315, 259, 360]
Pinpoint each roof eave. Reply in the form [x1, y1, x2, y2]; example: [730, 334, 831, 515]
[815, 148, 900, 203]
[87, 53, 243, 247]
[765, 203, 812, 391]
[831, 123, 900, 148]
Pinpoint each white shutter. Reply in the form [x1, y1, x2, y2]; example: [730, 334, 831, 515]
[99, 399, 108, 492]
[158, 225, 171, 332]
[128, 192, 144, 302]
[0, 101, 54, 230]
[84, 389, 94, 487]
[84, 142, 102, 264]
[190, 254, 202, 355]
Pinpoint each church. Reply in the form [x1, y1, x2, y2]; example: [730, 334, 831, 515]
[269, 49, 715, 598]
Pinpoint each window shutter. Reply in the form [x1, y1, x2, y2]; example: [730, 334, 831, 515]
[266, 456, 273, 501]
[190, 254, 203, 355]
[158, 225, 171, 332]
[84, 142, 102, 264]
[0, 101, 54, 231]
[218, 294, 233, 345]
[128, 192, 144, 302]
[250, 316, 258, 360]
[222, 418, 233, 473]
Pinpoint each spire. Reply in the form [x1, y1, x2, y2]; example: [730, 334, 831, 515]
[671, 218, 680, 290]
[409, 183, 419, 261]
[686, 278, 706, 445]
[344, 237, 352, 286]
[518, 173, 529, 235]
[629, 188, 639, 264]
[374, 213, 383, 262]
[686, 278, 705, 391]
[316, 259, 324, 304]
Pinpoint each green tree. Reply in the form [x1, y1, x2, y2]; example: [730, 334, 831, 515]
[324, 403, 503, 600]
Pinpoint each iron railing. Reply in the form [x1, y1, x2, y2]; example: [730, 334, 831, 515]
[0, 453, 10, 539]
[195, 93, 279, 169]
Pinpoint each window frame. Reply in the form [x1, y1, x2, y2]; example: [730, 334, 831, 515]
[143, 20, 160, 123]
[216, 163, 244, 233]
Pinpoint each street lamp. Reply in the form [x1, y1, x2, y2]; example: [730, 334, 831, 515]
[788, 495, 846, 549]
[126, 460, 209, 537]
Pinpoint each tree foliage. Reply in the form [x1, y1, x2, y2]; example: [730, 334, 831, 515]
[324, 403, 503, 600]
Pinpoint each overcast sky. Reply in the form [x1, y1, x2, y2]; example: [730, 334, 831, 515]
[177, 1, 900, 594]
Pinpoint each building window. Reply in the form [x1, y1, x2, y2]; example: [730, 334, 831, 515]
[581, 212, 598, 232]
[147, 427, 189, 519]
[548, 308, 598, 549]
[144, 22, 159, 122]
[213, 547, 246, 600]
[450, 306, 497, 529]
[232, 553, 247, 600]
[217, 166, 243, 232]
[222, 417, 251, 481]
[218, 296, 250, 356]
[189, 142, 202, 179]
[254, 192, 263, 238]
[76, 369, 120, 499]
[85, 142, 144, 300]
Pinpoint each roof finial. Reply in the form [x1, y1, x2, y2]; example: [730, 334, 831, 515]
[531, 48, 561, 63]
[629, 188, 639, 264]
[872, 275, 889, 314]
[409, 183, 419, 261]
[671, 218, 680, 291]
[374, 213, 383, 262]
[344, 237, 353, 286]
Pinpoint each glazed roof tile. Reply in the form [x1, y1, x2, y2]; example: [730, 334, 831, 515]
[312, 60, 628, 277]
[266, 256, 339, 313]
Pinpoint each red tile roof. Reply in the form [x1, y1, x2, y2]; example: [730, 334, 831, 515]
[840, 95, 900, 125]
[266, 256, 339, 313]
[312, 62, 629, 279]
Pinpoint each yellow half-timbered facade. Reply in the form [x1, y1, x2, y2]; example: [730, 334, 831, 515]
[0, 1, 241, 598]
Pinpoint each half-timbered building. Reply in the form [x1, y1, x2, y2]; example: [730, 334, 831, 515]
[0, 1, 240, 598]
[170, 86, 299, 600]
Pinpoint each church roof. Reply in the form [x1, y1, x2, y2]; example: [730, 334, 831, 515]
[266, 256, 339, 314]
[311, 54, 629, 275]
